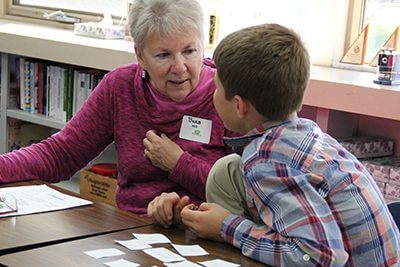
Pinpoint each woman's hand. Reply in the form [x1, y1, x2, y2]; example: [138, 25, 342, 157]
[147, 192, 190, 228]
[181, 202, 231, 241]
[143, 130, 184, 172]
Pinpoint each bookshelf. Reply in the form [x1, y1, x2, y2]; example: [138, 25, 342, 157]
[7, 109, 65, 130]
[0, 19, 135, 154]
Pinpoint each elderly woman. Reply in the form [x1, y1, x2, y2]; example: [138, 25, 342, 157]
[0, 0, 231, 215]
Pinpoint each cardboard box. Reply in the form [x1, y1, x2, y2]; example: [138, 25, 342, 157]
[362, 157, 392, 183]
[385, 183, 400, 200]
[361, 156, 400, 183]
[389, 164, 400, 185]
[339, 136, 394, 159]
[74, 23, 125, 39]
[80, 169, 117, 206]
[361, 156, 400, 186]
[375, 181, 386, 195]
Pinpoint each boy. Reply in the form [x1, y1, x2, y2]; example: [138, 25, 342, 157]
[180, 24, 400, 266]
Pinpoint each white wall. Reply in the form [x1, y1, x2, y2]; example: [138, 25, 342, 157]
[200, 0, 350, 66]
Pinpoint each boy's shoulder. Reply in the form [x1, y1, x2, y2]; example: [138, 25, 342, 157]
[242, 118, 323, 165]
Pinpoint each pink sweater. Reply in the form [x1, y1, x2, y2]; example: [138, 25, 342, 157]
[0, 62, 230, 214]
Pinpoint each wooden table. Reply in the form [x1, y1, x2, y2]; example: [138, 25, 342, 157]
[0, 224, 267, 267]
[0, 181, 151, 256]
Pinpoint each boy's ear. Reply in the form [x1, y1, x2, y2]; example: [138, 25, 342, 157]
[234, 95, 249, 119]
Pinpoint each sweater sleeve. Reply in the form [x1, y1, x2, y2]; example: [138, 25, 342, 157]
[0, 74, 115, 184]
[168, 151, 212, 200]
[168, 124, 237, 200]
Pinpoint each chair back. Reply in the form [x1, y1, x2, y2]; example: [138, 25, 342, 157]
[388, 201, 400, 229]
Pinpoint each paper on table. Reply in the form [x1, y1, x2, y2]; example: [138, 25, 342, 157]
[198, 259, 240, 267]
[171, 244, 209, 256]
[84, 248, 125, 259]
[142, 247, 185, 263]
[132, 233, 171, 244]
[103, 258, 140, 267]
[0, 185, 92, 218]
[115, 239, 152, 250]
[164, 260, 202, 267]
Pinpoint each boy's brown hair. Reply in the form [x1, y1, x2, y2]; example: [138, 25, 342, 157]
[213, 23, 310, 121]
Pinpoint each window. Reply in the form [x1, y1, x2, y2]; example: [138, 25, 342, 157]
[3, 0, 348, 66]
[3, 0, 398, 68]
[16, 0, 127, 17]
[345, 0, 400, 65]
[5, 0, 128, 24]
[363, 0, 400, 62]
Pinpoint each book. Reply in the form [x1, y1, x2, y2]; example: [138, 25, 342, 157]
[23, 60, 31, 111]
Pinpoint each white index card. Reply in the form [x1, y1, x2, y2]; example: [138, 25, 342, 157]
[198, 259, 240, 267]
[115, 239, 152, 250]
[103, 258, 140, 267]
[142, 247, 185, 263]
[164, 260, 202, 267]
[132, 233, 171, 244]
[171, 244, 209, 256]
[83, 248, 125, 259]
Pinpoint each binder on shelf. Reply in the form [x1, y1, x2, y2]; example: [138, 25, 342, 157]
[17, 58, 25, 110]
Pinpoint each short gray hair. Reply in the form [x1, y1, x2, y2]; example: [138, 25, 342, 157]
[128, 0, 204, 51]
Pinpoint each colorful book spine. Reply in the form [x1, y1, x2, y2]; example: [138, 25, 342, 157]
[23, 60, 31, 112]
[15, 57, 105, 121]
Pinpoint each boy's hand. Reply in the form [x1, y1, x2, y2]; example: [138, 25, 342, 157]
[181, 203, 231, 240]
[147, 192, 190, 228]
[143, 130, 184, 172]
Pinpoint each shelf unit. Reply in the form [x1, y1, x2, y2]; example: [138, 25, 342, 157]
[2, 19, 400, 157]
[0, 19, 136, 154]
[302, 67, 400, 156]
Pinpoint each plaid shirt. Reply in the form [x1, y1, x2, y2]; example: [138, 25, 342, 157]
[221, 114, 400, 266]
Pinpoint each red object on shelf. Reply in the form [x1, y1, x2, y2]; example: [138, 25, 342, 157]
[90, 163, 117, 177]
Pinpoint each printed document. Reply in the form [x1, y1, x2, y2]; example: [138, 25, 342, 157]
[0, 184, 92, 218]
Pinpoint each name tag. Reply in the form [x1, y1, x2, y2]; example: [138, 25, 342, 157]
[179, 115, 212, 144]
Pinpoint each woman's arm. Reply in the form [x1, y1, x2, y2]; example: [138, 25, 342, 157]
[0, 74, 115, 183]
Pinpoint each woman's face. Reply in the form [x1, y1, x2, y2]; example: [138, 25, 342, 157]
[136, 31, 204, 102]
